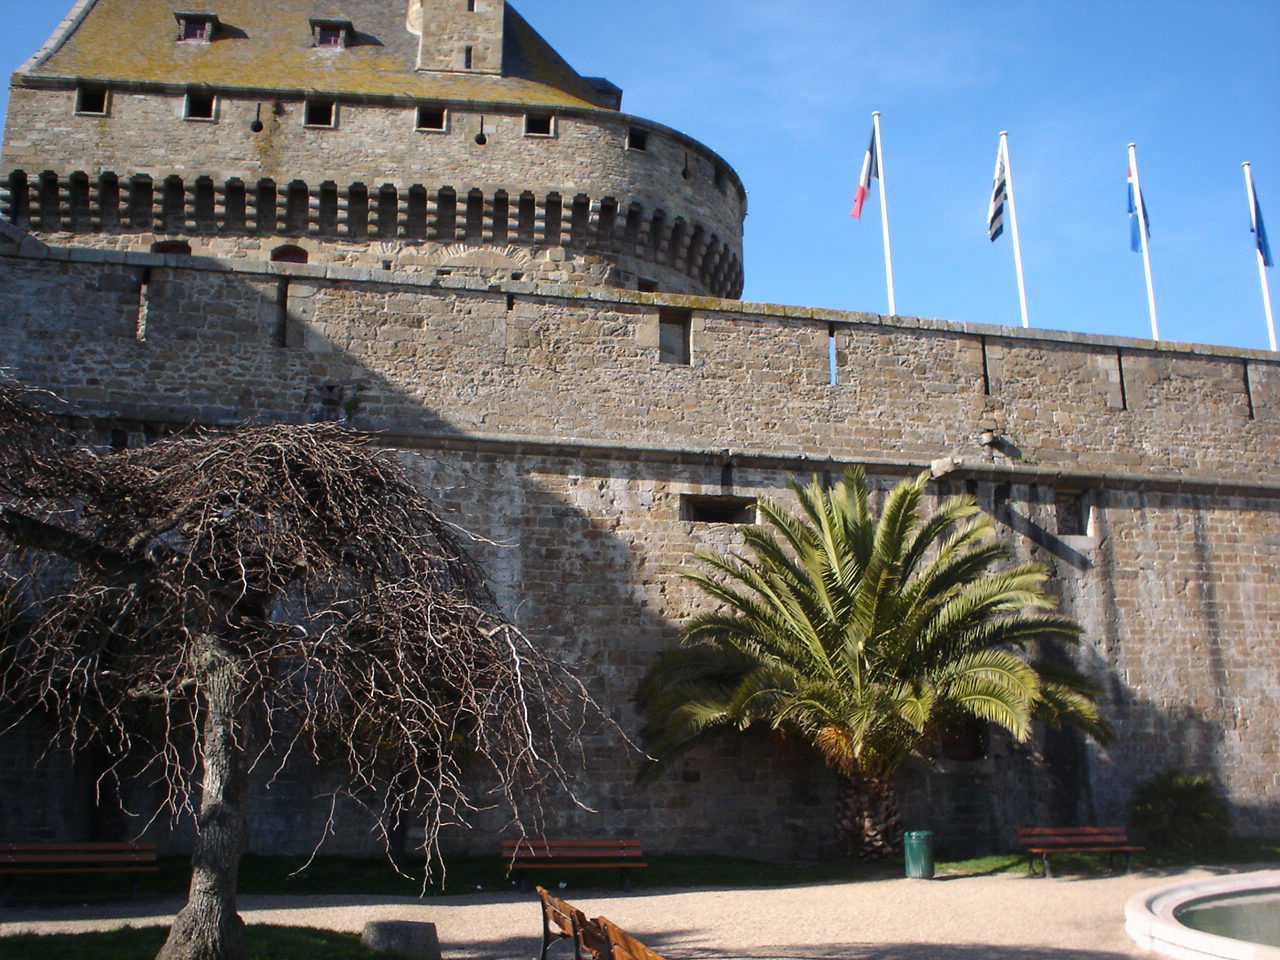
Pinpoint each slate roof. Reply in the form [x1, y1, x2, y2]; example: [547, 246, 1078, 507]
[16, 0, 619, 111]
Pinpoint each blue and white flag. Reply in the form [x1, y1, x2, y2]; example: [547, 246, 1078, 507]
[987, 143, 1008, 242]
[1253, 190, 1273, 268]
[1128, 164, 1150, 252]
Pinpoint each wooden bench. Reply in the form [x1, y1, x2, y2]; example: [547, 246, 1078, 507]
[1016, 826, 1144, 878]
[532, 887, 667, 960]
[505, 838, 646, 891]
[0, 841, 158, 904]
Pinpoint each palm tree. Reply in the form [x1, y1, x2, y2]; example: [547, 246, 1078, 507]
[635, 468, 1109, 858]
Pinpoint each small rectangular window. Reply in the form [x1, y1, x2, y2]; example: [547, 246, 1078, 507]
[525, 113, 555, 137]
[714, 164, 727, 192]
[464, 45, 474, 69]
[659, 307, 691, 365]
[76, 86, 109, 116]
[637, 278, 659, 293]
[177, 15, 214, 41]
[682, 495, 757, 525]
[628, 127, 649, 151]
[416, 106, 447, 131]
[317, 25, 344, 46]
[1055, 490, 1089, 537]
[304, 99, 336, 128]
[184, 91, 217, 121]
[467, 0, 476, 9]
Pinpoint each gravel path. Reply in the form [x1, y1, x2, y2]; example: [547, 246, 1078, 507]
[0, 866, 1245, 959]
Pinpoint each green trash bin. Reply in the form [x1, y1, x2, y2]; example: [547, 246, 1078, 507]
[904, 830, 935, 879]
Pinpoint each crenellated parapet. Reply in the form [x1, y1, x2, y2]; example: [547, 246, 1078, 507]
[1, 169, 744, 297]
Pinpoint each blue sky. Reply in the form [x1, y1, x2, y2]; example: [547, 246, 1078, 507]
[3, 0, 1278, 351]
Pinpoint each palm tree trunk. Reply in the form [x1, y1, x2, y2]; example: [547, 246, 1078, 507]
[835, 774, 903, 859]
[157, 635, 248, 960]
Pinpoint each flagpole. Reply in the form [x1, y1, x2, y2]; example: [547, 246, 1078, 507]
[1243, 161, 1277, 351]
[874, 111, 897, 315]
[1129, 143, 1159, 340]
[1001, 132, 1030, 328]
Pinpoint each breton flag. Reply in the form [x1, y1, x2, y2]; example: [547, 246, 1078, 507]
[1253, 189, 1273, 268]
[1128, 164, 1150, 252]
[987, 143, 1008, 241]
[851, 126, 879, 218]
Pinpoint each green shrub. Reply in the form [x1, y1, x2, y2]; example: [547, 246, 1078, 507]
[1130, 770, 1231, 850]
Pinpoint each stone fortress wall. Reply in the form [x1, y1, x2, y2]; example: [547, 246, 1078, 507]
[0, 0, 1276, 859]
[1, 84, 746, 297]
[1, 236, 1277, 855]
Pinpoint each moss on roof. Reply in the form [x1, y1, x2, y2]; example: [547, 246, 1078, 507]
[21, 0, 617, 110]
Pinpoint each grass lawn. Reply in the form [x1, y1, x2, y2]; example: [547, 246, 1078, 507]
[3, 836, 1276, 906]
[0, 925, 417, 960]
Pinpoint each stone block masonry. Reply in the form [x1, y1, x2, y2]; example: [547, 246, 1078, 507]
[1, 240, 1277, 855]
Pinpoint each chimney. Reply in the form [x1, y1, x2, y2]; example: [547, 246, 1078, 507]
[410, 0, 506, 75]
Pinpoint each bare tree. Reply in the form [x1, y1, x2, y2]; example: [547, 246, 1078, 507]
[0, 379, 604, 960]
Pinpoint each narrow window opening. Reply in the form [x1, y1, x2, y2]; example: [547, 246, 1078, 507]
[506, 294, 516, 311]
[525, 113, 554, 137]
[714, 164, 727, 192]
[275, 279, 292, 347]
[1243, 360, 1256, 420]
[628, 127, 649, 151]
[304, 100, 336, 128]
[980, 335, 991, 395]
[416, 106, 447, 131]
[828, 323, 838, 386]
[135, 267, 152, 342]
[682, 495, 757, 525]
[467, 0, 476, 9]
[1116, 348, 1129, 411]
[76, 86, 109, 116]
[184, 91, 216, 121]
[659, 307, 692, 365]
[1055, 489, 1089, 537]
[464, 46, 474, 69]
[597, 197, 618, 249]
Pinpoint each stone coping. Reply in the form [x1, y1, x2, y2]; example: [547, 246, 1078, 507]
[2, 237, 1276, 364]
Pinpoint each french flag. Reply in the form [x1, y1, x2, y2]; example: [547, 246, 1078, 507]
[851, 126, 879, 218]
[1128, 164, 1150, 252]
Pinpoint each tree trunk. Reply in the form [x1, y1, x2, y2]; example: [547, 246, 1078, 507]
[835, 774, 903, 859]
[157, 635, 248, 960]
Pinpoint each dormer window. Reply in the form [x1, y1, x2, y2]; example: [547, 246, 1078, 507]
[175, 12, 218, 42]
[310, 18, 353, 49]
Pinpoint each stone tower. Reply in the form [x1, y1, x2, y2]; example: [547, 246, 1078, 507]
[1, 0, 745, 297]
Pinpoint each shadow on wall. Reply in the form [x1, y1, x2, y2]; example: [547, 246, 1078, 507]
[1, 251, 1274, 860]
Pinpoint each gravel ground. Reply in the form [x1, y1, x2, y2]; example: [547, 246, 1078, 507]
[0, 866, 1246, 959]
